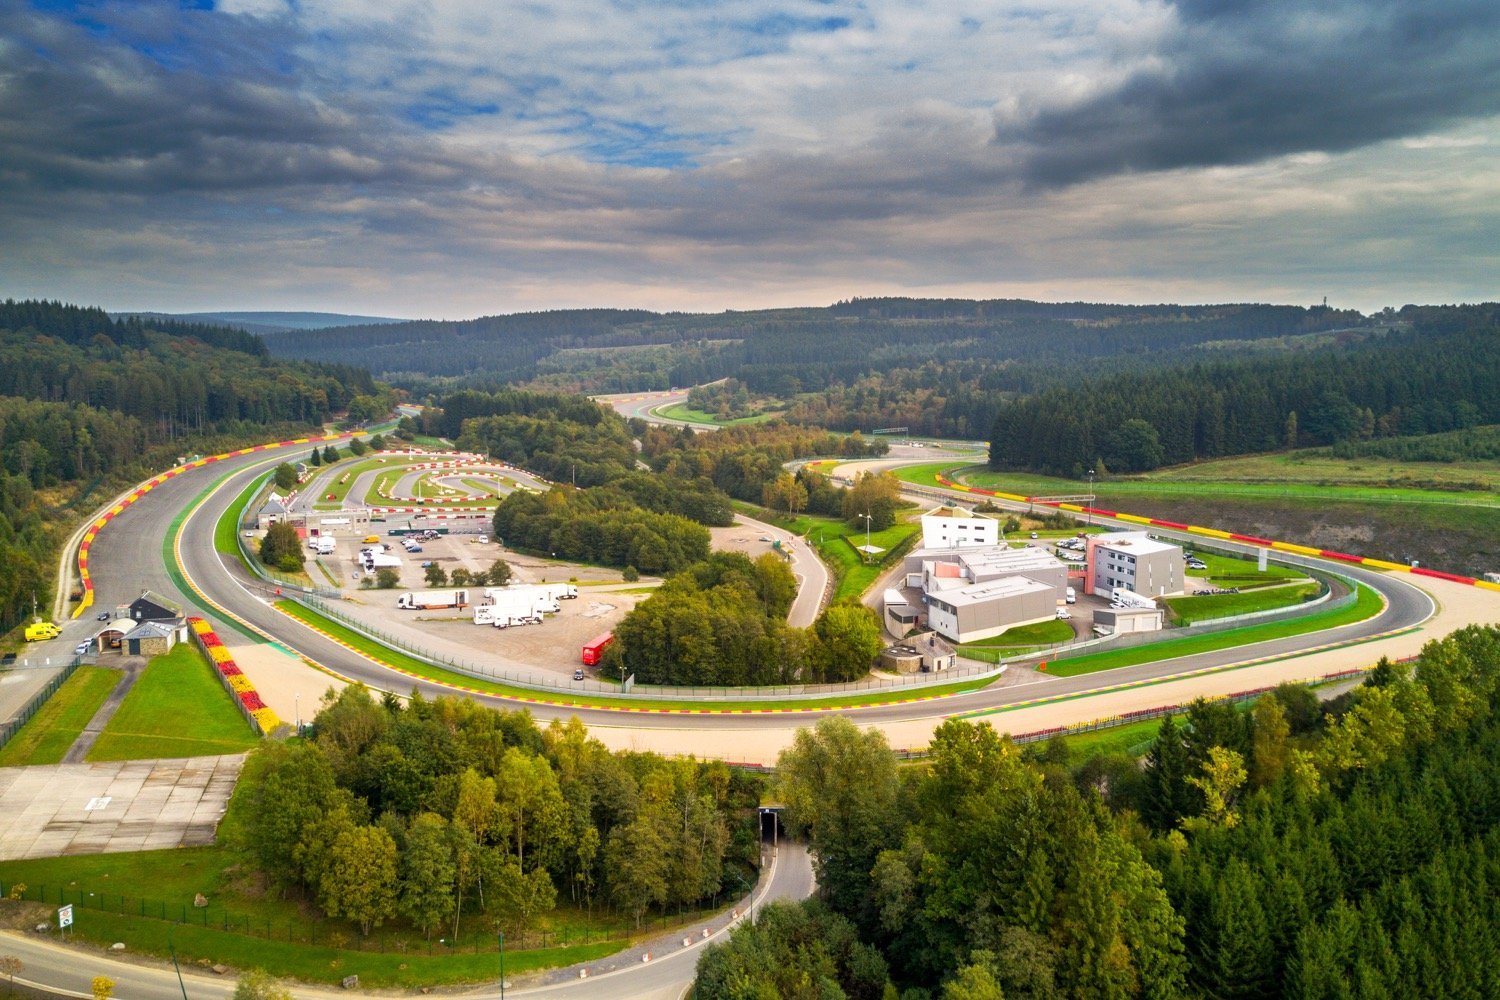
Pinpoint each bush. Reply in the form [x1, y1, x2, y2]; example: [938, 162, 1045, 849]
[375, 568, 400, 589]
[622, 566, 640, 582]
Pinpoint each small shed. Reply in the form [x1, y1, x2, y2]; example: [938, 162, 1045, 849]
[123, 619, 187, 657]
[97, 618, 137, 651]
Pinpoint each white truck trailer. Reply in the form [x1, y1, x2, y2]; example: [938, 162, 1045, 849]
[476, 592, 546, 627]
[397, 589, 471, 610]
[362, 551, 402, 570]
[485, 584, 565, 613]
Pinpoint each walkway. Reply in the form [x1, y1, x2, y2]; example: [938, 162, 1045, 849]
[61, 657, 144, 764]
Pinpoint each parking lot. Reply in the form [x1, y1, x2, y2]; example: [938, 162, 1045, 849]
[300, 529, 650, 679]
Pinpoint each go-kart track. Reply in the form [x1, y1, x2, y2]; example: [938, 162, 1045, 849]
[67, 434, 1498, 764]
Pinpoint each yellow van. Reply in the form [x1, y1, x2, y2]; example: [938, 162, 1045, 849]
[24, 621, 61, 642]
[363, 535, 380, 543]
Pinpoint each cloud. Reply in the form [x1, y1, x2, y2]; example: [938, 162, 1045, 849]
[1011, 0, 1500, 186]
[0, 1, 1497, 317]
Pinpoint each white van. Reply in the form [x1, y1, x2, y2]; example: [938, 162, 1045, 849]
[1065, 586, 1076, 604]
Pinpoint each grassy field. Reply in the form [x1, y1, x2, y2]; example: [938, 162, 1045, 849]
[962, 619, 1075, 649]
[1187, 550, 1304, 585]
[88, 644, 261, 761]
[1164, 582, 1322, 626]
[1048, 717, 1165, 759]
[276, 599, 997, 711]
[1042, 582, 1383, 677]
[0, 667, 121, 767]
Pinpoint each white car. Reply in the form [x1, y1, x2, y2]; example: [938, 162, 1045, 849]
[1055, 608, 1071, 620]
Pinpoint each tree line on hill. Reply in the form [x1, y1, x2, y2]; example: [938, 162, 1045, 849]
[695, 625, 1500, 998]
[0, 300, 384, 636]
[607, 551, 884, 686]
[244, 688, 761, 939]
[989, 305, 1500, 476]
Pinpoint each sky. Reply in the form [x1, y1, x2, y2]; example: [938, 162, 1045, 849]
[2, 0, 1497, 319]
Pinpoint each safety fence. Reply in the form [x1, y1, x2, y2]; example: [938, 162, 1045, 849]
[0, 656, 85, 754]
[187, 617, 277, 736]
[281, 589, 1009, 702]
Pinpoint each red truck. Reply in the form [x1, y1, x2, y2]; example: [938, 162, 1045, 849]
[581, 631, 614, 666]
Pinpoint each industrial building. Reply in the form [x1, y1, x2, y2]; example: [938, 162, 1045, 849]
[926, 577, 1058, 644]
[888, 542, 1069, 644]
[1085, 533, 1184, 598]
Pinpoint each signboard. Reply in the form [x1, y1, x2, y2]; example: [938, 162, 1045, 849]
[58, 904, 73, 928]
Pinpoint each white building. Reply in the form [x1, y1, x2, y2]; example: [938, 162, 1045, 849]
[1085, 533, 1184, 598]
[919, 505, 998, 550]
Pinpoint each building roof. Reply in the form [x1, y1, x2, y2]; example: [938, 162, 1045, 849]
[938, 576, 1054, 608]
[1092, 533, 1180, 557]
[923, 505, 979, 519]
[130, 590, 182, 615]
[958, 546, 1065, 577]
[122, 620, 179, 641]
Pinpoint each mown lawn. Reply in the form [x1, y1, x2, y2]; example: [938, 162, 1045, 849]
[655, 402, 783, 426]
[961, 619, 1075, 650]
[0, 667, 121, 767]
[1042, 582, 1383, 677]
[1164, 582, 1322, 626]
[87, 644, 260, 761]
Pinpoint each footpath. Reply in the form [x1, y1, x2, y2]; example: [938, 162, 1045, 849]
[61, 657, 144, 764]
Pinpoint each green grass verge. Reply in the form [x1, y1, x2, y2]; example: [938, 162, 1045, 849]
[214, 473, 264, 569]
[1187, 550, 1303, 584]
[1164, 582, 1322, 626]
[962, 619, 1075, 648]
[1042, 582, 1384, 677]
[1053, 717, 1166, 759]
[88, 644, 260, 761]
[0, 667, 122, 766]
[274, 599, 995, 712]
[655, 402, 783, 426]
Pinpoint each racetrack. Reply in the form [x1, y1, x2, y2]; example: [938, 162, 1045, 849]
[74, 440, 1495, 767]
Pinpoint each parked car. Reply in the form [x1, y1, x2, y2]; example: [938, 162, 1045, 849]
[1055, 608, 1072, 620]
[96, 611, 111, 621]
[573, 668, 586, 681]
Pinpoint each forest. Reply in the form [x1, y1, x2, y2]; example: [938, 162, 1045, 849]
[261, 299, 1372, 431]
[0, 301, 382, 635]
[246, 688, 761, 939]
[609, 552, 883, 686]
[694, 625, 1500, 998]
[988, 305, 1500, 476]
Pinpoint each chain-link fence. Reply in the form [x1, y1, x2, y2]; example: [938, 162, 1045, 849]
[0, 655, 85, 753]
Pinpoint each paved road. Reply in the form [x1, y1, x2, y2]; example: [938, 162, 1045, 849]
[135, 444, 1444, 745]
[0, 842, 814, 1000]
[593, 388, 706, 429]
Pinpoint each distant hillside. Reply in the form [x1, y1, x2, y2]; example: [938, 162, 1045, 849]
[117, 310, 407, 335]
[259, 298, 1371, 407]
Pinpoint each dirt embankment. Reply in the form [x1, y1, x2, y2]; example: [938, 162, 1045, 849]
[1097, 492, 1497, 578]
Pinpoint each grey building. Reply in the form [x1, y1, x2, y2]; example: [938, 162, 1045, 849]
[926, 576, 1057, 644]
[1086, 534, 1184, 598]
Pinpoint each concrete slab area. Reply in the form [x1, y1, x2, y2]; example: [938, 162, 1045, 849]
[0, 754, 246, 860]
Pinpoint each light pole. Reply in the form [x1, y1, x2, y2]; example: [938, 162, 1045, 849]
[1087, 468, 1096, 526]
[498, 932, 506, 999]
[860, 512, 872, 563]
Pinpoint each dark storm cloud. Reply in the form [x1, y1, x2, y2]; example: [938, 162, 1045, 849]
[0, 7, 472, 203]
[1012, 0, 1500, 186]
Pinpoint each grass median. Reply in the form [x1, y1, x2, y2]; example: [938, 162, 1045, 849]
[0, 667, 121, 766]
[88, 644, 260, 761]
[274, 598, 997, 713]
[1039, 582, 1385, 677]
